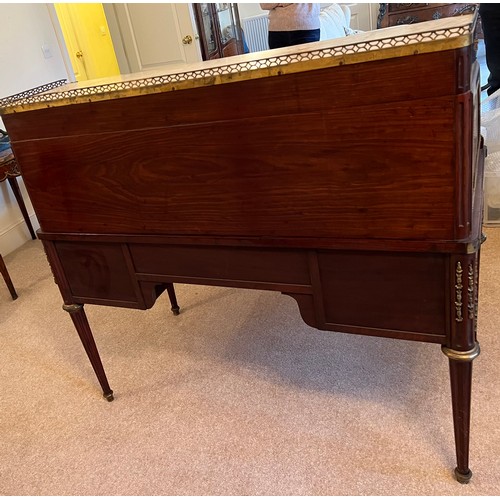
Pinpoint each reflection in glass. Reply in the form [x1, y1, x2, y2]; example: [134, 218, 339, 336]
[201, 3, 217, 53]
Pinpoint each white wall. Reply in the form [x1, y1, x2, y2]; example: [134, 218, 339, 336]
[0, 4, 69, 256]
[238, 3, 266, 19]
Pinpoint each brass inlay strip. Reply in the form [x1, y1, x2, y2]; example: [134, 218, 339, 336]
[455, 261, 463, 323]
[467, 263, 475, 319]
[442, 342, 480, 362]
[474, 257, 479, 335]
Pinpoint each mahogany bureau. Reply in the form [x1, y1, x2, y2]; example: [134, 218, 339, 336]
[0, 14, 484, 483]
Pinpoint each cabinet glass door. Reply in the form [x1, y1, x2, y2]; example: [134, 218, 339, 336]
[216, 3, 235, 45]
[199, 3, 219, 58]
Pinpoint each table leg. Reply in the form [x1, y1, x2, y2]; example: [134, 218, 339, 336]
[165, 283, 180, 315]
[441, 343, 480, 483]
[7, 176, 36, 240]
[63, 303, 114, 401]
[0, 253, 18, 300]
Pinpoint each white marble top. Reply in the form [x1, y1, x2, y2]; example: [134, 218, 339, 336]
[0, 13, 477, 114]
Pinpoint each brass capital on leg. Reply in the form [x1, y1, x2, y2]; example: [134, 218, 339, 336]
[441, 342, 480, 362]
[62, 303, 83, 314]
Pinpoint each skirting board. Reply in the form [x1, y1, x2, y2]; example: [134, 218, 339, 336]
[0, 215, 39, 256]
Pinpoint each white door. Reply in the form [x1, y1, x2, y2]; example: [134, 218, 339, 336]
[105, 3, 201, 74]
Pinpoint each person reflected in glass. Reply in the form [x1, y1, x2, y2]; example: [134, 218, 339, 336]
[479, 4, 500, 95]
[260, 3, 320, 50]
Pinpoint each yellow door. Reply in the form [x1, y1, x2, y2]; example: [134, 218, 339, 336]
[54, 3, 120, 81]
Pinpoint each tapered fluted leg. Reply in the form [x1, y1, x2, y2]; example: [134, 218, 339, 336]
[442, 343, 480, 483]
[0, 253, 18, 300]
[165, 283, 180, 315]
[63, 303, 114, 401]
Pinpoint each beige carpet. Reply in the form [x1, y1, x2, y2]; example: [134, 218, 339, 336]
[1, 230, 499, 495]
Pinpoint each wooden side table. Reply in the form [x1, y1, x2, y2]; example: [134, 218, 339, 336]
[0, 132, 36, 300]
[0, 143, 37, 240]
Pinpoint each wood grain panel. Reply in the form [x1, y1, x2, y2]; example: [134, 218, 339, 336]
[14, 96, 457, 240]
[318, 250, 447, 335]
[130, 244, 310, 285]
[55, 242, 139, 303]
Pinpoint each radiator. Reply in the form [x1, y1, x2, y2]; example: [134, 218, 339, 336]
[241, 14, 269, 53]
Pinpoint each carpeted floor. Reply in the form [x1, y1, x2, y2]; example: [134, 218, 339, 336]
[0, 230, 499, 495]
